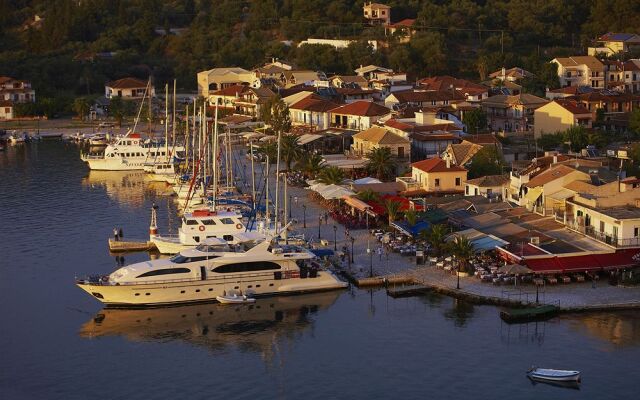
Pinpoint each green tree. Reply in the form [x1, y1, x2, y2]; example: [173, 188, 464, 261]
[317, 166, 345, 185]
[356, 189, 380, 203]
[366, 147, 397, 181]
[563, 125, 588, 152]
[450, 235, 475, 274]
[260, 96, 291, 136]
[281, 134, 303, 170]
[258, 141, 278, 164]
[109, 97, 128, 127]
[462, 108, 487, 135]
[467, 146, 504, 179]
[384, 199, 401, 225]
[536, 132, 564, 151]
[296, 152, 325, 178]
[404, 209, 417, 226]
[420, 224, 448, 257]
[73, 97, 90, 121]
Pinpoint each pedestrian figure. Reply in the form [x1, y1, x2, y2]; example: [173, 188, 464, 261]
[118, 227, 123, 240]
[377, 246, 383, 261]
[113, 228, 119, 242]
[324, 212, 329, 224]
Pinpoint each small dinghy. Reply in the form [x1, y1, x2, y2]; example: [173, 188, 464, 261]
[216, 293, 256, 305]
[527, 367, 581, 382]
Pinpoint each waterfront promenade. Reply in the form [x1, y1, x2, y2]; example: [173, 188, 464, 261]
[283, 178, 640, 312]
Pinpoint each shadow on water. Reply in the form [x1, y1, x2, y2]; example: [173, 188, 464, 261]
[527, 377, 580, 391]
[79, 291, 341, 357]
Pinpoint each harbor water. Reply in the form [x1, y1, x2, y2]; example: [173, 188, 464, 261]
[1, 141, 639, 399]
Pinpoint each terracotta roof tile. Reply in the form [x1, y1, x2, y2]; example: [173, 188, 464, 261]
[330, 101, 391, 116]
[554, 99, 591, 115]
[211, 84, 248, 96]
[106, 77, 148, 89]
[465, 174, 510, 187]
[290, 94, 340, 112]
[353, 126, 409, 145]
[411, 157, 467, 173]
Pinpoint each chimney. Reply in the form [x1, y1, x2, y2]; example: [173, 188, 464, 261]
[501, 66, 506, 81]
[553, 155, 557, 164]
[415, 110, 437, 125]
[446, 158, 451, 169]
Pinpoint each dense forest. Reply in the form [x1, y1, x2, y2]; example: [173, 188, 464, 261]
[0, 0, 639, 113]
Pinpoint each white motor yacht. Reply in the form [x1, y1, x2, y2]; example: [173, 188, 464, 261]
[81, 132, 184, 171]
[76, 238, 347, 307]
[150, 208, 262, 254]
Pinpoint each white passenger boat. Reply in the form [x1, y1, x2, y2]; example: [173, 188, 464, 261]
[81, 132, 184, 171]
[76, 237, 347, 307]
[527, 367, 581, 382]
[87, 133, 109, 146]
[8, 132, 26, 145]
[150, 208, 262, 254]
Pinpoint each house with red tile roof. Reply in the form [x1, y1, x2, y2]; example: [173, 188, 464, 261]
[208, 84, 248, 110]
[351, 126, 410, 160]
[0, 76, 35, 103]
[105, 77, 153, 99]
[384, 19, 416, 43]
[407, 157, 467, 194]
[417, 76, 489, 102]
[384, 89, 466, 109]
[481, 93, 548, 132]
[588, 32, 640, 57]
[289, 94, 340, 130]
[534, 99, 593, 138]
[329, 100, 391, 130]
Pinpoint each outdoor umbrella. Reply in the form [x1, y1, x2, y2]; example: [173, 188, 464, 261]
[498, 264, 533, 275]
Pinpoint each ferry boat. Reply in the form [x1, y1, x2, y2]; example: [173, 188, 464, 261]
[76, 238, 347, 307]
[81, 132, 184, 171]
[151, 208, 262, 254]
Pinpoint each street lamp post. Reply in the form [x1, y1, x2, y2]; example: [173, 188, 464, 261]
[333, 225, 337, 251]
[456, 259, 461, 290]
[318, 214, 321, 239]
[302, 204, 307, 228]
[350, 236, 355, 263]
[368, 247, 373, 277]
[289, 195, 292, 219]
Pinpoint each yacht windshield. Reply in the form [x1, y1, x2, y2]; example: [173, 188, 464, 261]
[170, 254, 215, 264]
[195, 244, 231, 253]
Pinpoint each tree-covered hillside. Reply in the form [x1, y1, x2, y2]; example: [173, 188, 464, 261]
[0, 0, 638, 101]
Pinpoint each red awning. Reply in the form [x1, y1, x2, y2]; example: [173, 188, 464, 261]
[523, 248, 640, 273]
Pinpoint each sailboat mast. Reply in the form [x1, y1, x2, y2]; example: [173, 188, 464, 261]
[274, 130, 282, 231]
[250, 140, 256, 211]
[212, 105, 219, 208]
[164, 84, 168, 157]
[172, 79, 177, 151]
[265, 156, 270, 224]
[147, 78, 152, 136]
[184, 104, 189, 170]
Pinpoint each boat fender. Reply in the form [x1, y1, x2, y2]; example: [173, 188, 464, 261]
[236, 223, 243, 230]
[199, 225, 205, 231]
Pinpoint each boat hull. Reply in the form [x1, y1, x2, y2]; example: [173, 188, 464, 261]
[83, 157, 147, 171]
[77, 271, 347, 308]
[150, 236, 190, 254]
[527, 369, 581, 382]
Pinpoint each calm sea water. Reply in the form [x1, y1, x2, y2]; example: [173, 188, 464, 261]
[1, 141, 639, 400]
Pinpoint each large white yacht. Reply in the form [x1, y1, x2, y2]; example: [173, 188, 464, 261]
[81, 132, 184, 171]
[151, 208, 262, 254]
[76, 238, 347, 307]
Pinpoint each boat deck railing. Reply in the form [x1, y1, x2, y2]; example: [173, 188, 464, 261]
[77, 270, 290, 287]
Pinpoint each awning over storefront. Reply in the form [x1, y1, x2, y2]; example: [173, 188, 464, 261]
[298, 133, 323, 145]
[523, 248, 640, 273]
[342, 195, 372, 212]
[524, 188, 542, 203]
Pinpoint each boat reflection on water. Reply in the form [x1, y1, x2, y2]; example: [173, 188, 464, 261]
[82, 170, 173, 207]
[563, 311, 640, 347]
[527, 376, 580, 390]
[79, 291, 341, 356]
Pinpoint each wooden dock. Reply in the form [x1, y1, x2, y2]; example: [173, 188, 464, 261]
[386, 284, 431, 298]
[108, 239, 156, 253]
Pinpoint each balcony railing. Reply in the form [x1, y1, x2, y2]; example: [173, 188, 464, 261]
[564, 221, 640, 248]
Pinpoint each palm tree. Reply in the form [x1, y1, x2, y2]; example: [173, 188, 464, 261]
[404, 209, 417, 226]
[420, 224, 448, 256]
[366, 147, 398, 180]
[317, 166, 345, 185]
[296, 152, 325, 178]
[450, 235, 475, 278]
[356, 189, 380, 203]
[281, 134, 304, 170]
[384, 199, 401, 225]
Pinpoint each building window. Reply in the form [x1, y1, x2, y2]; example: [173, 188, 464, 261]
[455, 177, 461, 186]
[434, 178, 440, 187]
[465, 186, 469, 195]
[634, 227, 639, 237]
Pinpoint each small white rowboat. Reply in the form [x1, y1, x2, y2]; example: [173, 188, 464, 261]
[527, 367, 581, 382]
[216, 294, 256, 305]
